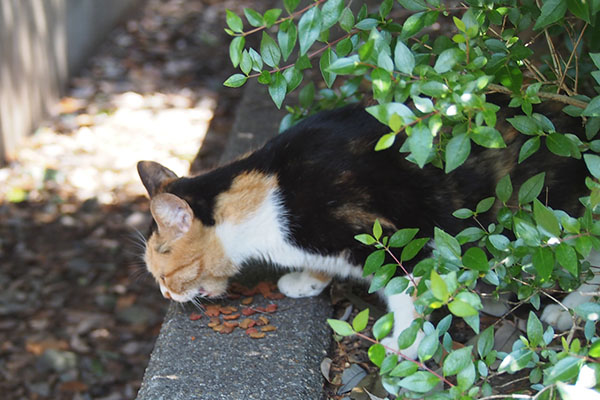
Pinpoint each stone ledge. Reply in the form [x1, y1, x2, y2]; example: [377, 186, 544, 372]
[136, 81, 332, 400]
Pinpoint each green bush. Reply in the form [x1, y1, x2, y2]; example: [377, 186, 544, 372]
[224, 1, 600, 398]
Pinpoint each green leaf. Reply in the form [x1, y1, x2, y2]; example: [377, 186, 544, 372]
[477, 326, 494, 358]
[226, 10, 244, 33]
[476, 197, 496, 214]
[457, 227, 486, 244]
[380, 354, 398, 375]
[590, 340, 600, 357]
[453, 208, 474, 219]
[496, 174, 513, 203]
[532, 246, 554, 281]
[283, 0, 300, 14]
[375, 133, 396, 151]
[244, 8, 264, 27]
[430, 270, 449, 302]
[298, 7, 322, 56]
[533, 199, 560, 237]
[363, 249, 385, 276]
[283, 67, 302, 92]
[263, 9, 282, 27]
[417, 331, 439, 362]
[319, 48, 337, 88]
[471, 127, 506, 149]
[545, 356, 583, 384]
[434, 227, 461, 262]
[445, 134, 471, 173]
[277, 23, 297, 61]
[397, 0, 428, 11]
[518, 136, 541, 163]
[260, 32, 281, 67]
[533, 0, 567, 29]
[268, 71, 286, 109]
[443, 346, 473, 376]
[567, 0, 591, 22]
[369, 264, 396, 293]
[574, 302, 600, 321]
[514, 217, 541, 246]
[373, 219, 383, 240]
[400, 12, 425, 40]
[394, 41, 415, 75]
[390, 360, 418, 377]
[229, 36, 245, 68]
[248, 48, 263, 71]
[526, 311, 543, 347]
[223, 73, 248, 88]
[327, 319, 354, 336]
[556, 243, 578, 276]
[448, 299, 478, 317]
[353, 308, 370, 332]
[498, 347, 533, 373]
[322, 0, 344, 30]
[240, 50, 252, 75]
[355, 233, 376, 245]
[355, 18, 379, 30]
[518, 172, 545, 205]
[398, 371, 440, 393]
[385, 277, 409, 296]
[546, 132, 573, 157]
[339, 7, 355, 32]
[372, 68, 392, 102]
[401, 238, 429, 262]
[368, 343, 386, 367]
[408, 123, 433, 168]
[397, 321, 420, 349]
[488, 234, 510, 250]
[462, 247, 489, 272]
[584, 154, 600, 179]
[508, 115, 540, 135]
[373, 313, 394, 340]
[389, 228, 419, 248]
[434, 48, 463, 74]
[327, 55, 360, 74]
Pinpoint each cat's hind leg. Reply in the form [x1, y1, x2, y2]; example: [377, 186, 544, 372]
[277, 269, 332, 298]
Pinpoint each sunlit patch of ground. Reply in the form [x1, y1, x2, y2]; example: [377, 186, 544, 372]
[0, 89, 215, 205]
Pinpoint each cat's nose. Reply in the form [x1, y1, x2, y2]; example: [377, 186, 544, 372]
[163, 291, 172, 300]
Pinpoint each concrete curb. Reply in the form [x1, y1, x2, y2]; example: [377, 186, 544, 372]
[136, 81, 333, 400]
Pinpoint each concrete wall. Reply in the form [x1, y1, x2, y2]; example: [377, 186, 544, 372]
[0, 0, 142, 165]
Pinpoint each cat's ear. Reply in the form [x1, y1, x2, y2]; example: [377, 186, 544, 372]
[150, 193, 193, 240]
[137, 161, 178, 198]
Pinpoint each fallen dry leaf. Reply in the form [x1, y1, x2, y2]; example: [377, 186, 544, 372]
[261, 325, 277, 332]
[245, 327, 258, 335]
[257, 316, 269, 326]
[223, 313, 240, 320]
[241, 297, 254, 305]
[248, 331, 266, 339]
[223, 321, 238, 328]
[208, 317, 220, 328]
[219, 306, 237, 315]
[239, 318, 256, 329]
[241, 308, 257, 316]
[265, 292, 285, 300]
[265, 304, 277, 313]
[189, 312, 203, 321]
[205, 305, 220, 317]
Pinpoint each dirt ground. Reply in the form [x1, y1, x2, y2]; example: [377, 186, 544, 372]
[0, 0, 252, 398]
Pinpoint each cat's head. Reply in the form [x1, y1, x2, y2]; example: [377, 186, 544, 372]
[137, 161, 236, 302]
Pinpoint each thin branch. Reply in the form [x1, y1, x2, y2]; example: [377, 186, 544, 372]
[353, 331, 455, 388]
[487, 83, 589, 109]
[241, 0, 327, 38]
[556, 23, 588, 94]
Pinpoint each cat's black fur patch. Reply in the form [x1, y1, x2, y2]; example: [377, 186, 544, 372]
[162, 94, 587, 268]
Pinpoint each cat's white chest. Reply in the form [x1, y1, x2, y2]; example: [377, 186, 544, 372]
[215, 189, 364, 280]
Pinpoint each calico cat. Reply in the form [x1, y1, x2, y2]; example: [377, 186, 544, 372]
[137, 94, 590, 359]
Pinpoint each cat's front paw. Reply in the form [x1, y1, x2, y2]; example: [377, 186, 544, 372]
[277, 270, 331, 298]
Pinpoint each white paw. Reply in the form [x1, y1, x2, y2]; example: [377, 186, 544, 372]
[277, 271, 331, 298]
[541, 304, 574, 331]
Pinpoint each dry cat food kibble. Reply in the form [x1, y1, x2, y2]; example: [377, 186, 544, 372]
[187, 281, 282, 339]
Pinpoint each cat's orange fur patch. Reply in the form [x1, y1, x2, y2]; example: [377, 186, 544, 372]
[146, 219, 237, 297]
[214, 170, 278, 224]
